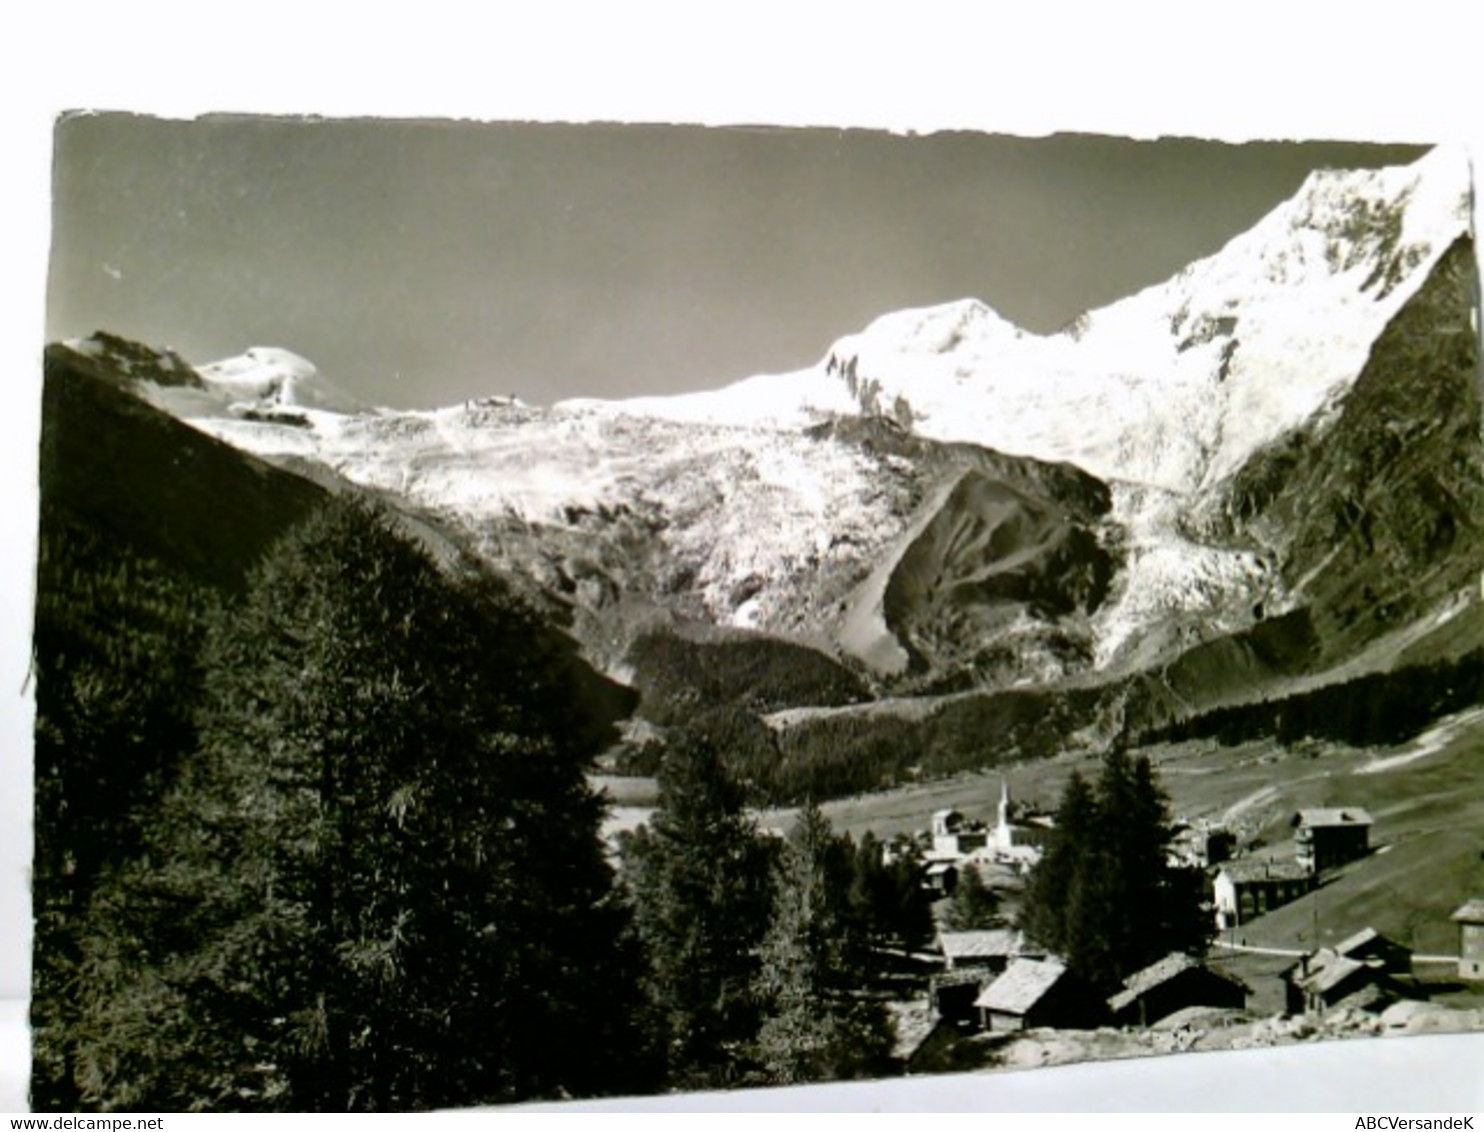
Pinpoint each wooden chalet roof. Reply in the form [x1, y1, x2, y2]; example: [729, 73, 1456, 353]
[973, 958, 1066, 1015]
[1293, 807, 1373, 829]
[1216, 857, 1313, 884]
[1107, 952, 1245, 1014]
[1291, 951, 1374, 995]
[886, 1000, 942, 1063]
[1335, 926, 1410, 957]
[931, 967, 990, 990]
[938, 929, 1024, 962]
[1451, 899, 1484, 924]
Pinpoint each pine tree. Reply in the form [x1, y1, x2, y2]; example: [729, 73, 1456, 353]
[942, 864, 1003, 931]
[1019, 753, 1205, 992]
[620, 735, 774, 1089]
[1019, 770, 1095, 957]
[30, 521, 214, 1110]
[843, 833, 933, 952]
[753, 804, 892, 1086]
[71, 498, 646, 1110]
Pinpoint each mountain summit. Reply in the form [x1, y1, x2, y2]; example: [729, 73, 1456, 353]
[583, 147, 1472, 498]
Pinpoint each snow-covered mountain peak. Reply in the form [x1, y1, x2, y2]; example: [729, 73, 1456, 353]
[195, 347, 365, 414]
[835, 297, 1028, 360]
[538, 148, 1473, 672]
[71, 149, 1476, 692]
[578, 148, 1470, 503]
[820, 148, 1472, 488]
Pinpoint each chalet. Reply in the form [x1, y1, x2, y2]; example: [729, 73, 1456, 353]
[886, 1000, 957, 1073]
[938, 928, 1027, 973]
[1450, 899, 1484, 980]
[1107, 952, 1248, 1028]
[1293, 808, 1373, 873]
[1283, 947, 1403, 1015]
[973, 958, 1101, 1032]
[1212, 858, 1315, 929]
[1333, 927, 1412, 976]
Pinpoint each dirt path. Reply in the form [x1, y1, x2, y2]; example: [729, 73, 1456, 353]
[1212, 939, 1304, 958]
[1212, 938, 1458, 963]
[1354, 706, 1484, 776]
[1220, 785, 1278, 825]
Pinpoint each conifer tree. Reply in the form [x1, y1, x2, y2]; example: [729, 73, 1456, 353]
[943, 864, 1003, 931]
[842, 833, 933, 952]
[752, 804, 892, 1086]
[620, 735, 774, 1088]
[30, 522, 213, 1110]
[71, 498, 646, 1110]
[1020, 752, 1205, 992]
[1019, 770, 1096, 957]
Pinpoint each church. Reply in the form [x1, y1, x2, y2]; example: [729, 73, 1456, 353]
[928, 779, 1054, 868]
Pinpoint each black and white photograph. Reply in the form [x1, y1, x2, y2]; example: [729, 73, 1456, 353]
[9, 13, 1484, 1114]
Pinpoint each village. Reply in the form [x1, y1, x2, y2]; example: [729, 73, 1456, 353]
[880, 778, 1484, 1074]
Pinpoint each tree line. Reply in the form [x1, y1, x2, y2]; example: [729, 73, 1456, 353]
[1135, 650, 1484, 750]
[616, 683, 1112, 808]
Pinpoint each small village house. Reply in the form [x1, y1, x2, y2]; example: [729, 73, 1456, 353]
[1332, 927, 1412, 976]
[1167, 823, 1235, 869]
[938, 928, 1027, 973]
[1213, 858, 1315, 929]
[1107, 952, 1248, 1028]
[973, 958, 1101, 1032]
[929, 968, 990, 1025]
[1283, 947, 1404, 1015]
[930, 929, 1028, 1022]
[886, 1000, 957, 1074]
[1292, 808, 1373, 873]
[1451, 899, 1484, 981]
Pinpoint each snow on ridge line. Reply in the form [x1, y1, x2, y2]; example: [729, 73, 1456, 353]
[569, 147, 1471, 474]
[835, 147, 1469, 485]
[195, 346, 366, 414]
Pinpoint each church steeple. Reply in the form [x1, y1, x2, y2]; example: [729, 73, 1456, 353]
[997, 775, 1011, 845]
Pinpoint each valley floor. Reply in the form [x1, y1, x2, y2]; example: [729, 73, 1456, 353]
[596, 704, 1484, 1083]
[601, 707, 1484, 957]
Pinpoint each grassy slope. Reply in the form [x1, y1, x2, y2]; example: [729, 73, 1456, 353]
[798, 711, 1484, 960]
[1222, 711, 1484, 958]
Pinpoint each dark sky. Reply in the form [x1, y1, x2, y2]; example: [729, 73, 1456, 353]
[46, 115, 1428, 410]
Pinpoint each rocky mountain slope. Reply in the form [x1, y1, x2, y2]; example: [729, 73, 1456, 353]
[39, 343, 637, 751]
